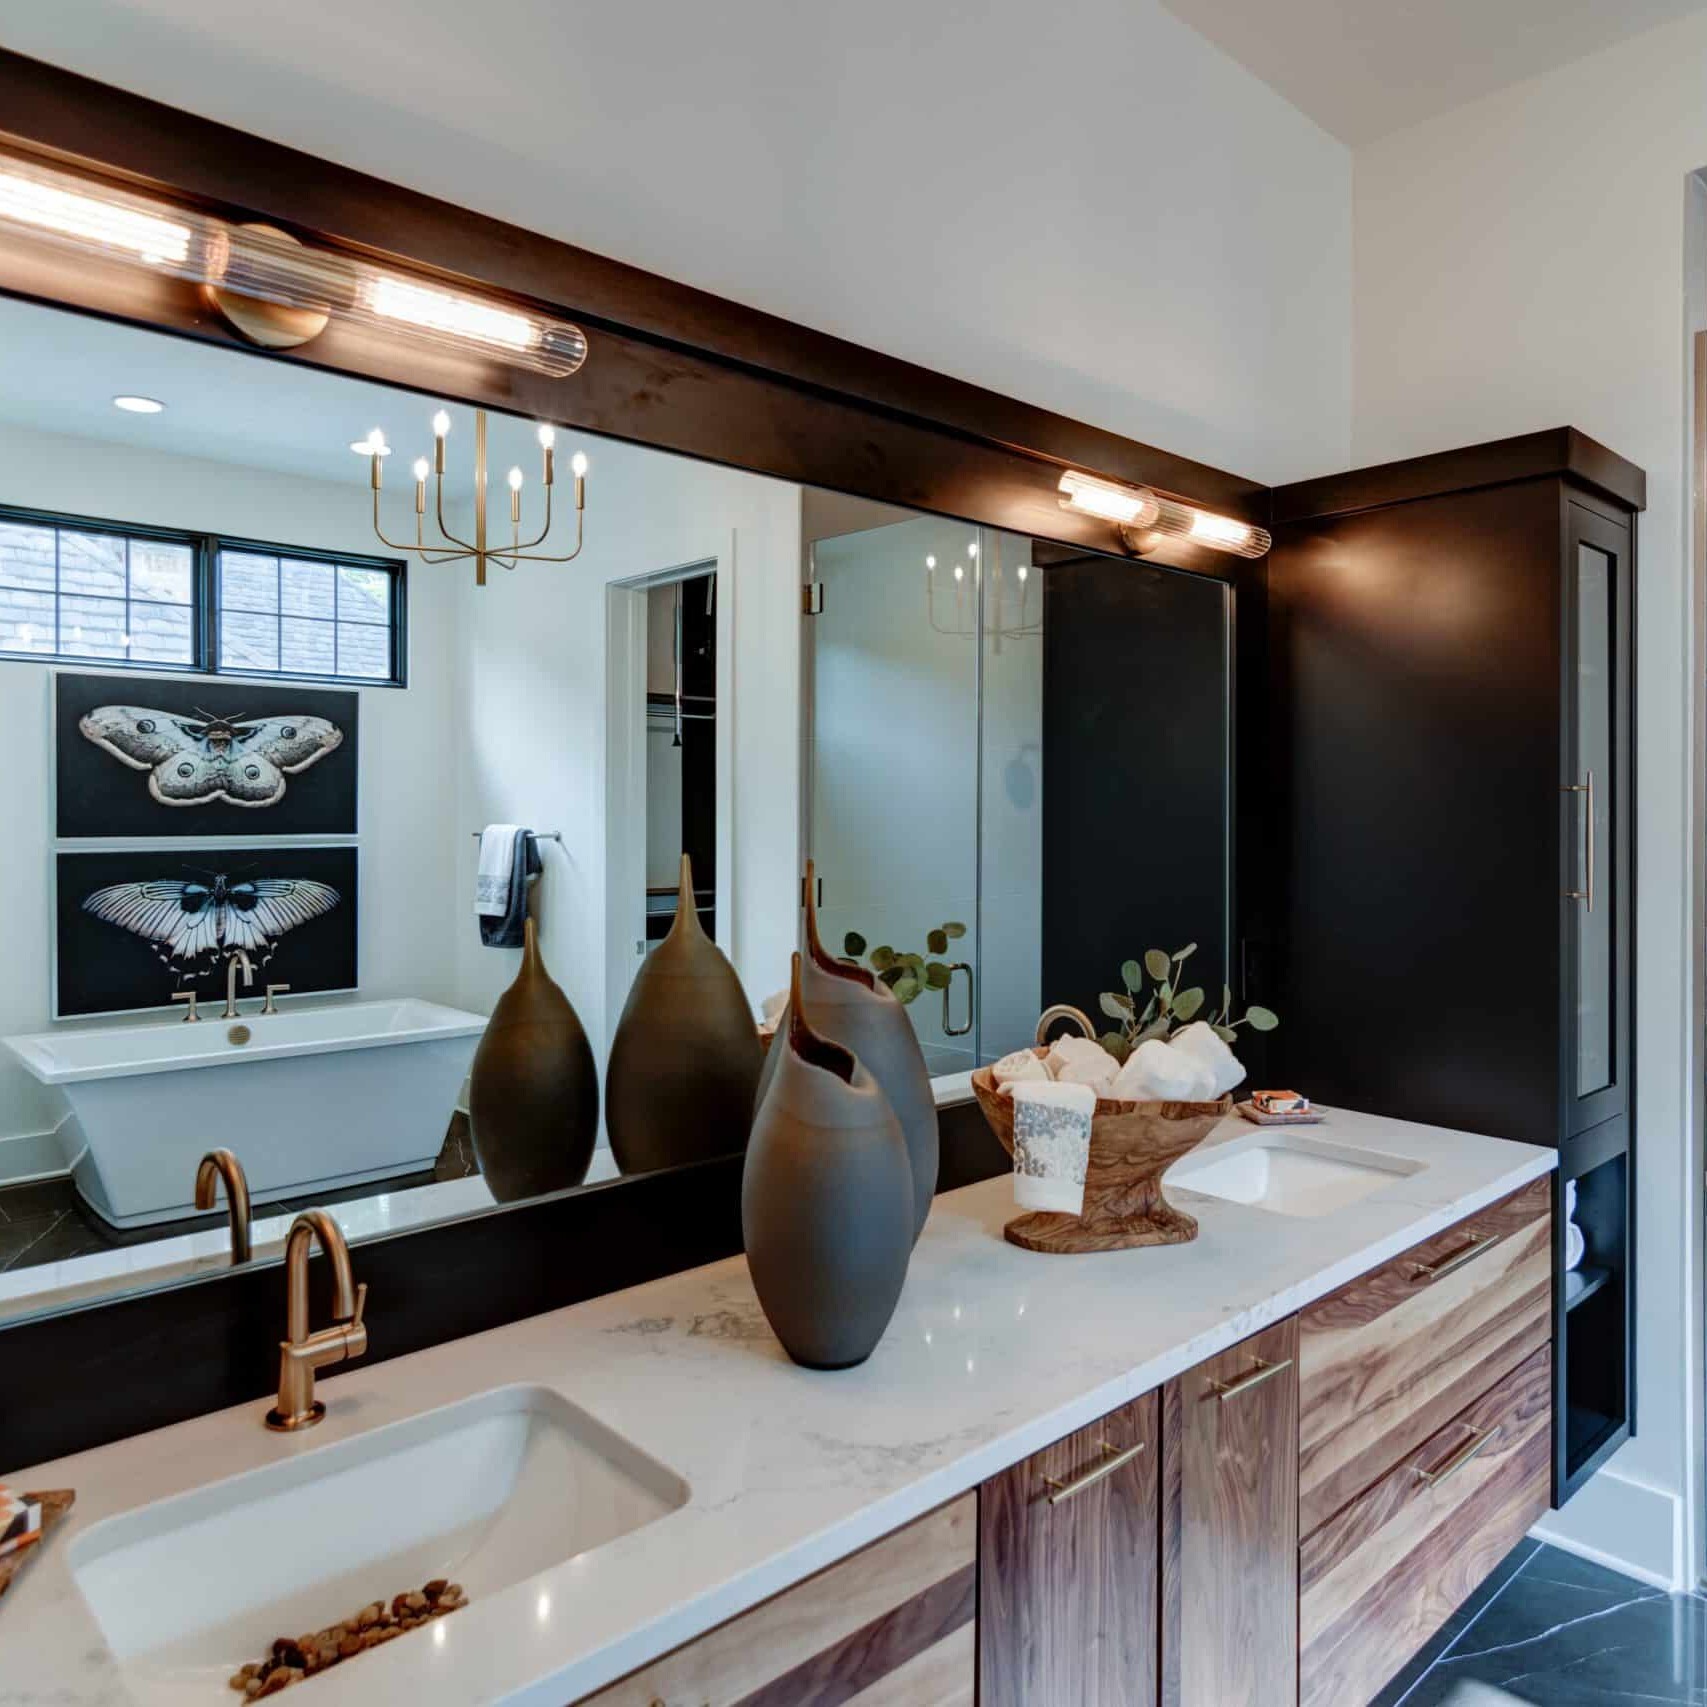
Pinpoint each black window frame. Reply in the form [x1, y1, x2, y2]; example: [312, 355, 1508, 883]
[0, 501, 407, 688]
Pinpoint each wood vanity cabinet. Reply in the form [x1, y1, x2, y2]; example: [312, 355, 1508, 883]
[1161, 1316, 1300, 1707]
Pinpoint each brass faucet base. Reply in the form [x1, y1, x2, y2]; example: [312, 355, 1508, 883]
[264, 1401, 327, 1432]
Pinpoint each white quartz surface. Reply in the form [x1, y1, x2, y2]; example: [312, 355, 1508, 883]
[5, 1106, 1552, 1707]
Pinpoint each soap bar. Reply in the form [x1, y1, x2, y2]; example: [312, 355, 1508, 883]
[0, 1486, 41, 1560]
[1251, 1088, 1310, 1115]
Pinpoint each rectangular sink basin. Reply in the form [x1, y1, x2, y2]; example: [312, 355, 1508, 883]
[70, 1384, 688, 1693]
[1167, 1134, 1424, 1218]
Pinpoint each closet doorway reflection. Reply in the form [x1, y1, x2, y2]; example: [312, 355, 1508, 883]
[802, 501, 1043, 1077]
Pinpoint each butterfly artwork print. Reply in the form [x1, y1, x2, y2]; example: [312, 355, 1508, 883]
[78, 704, 343, 808]
[81, 871, 342, 974]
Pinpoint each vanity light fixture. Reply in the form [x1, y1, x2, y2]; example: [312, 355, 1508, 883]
[361, 408, 589, 588]
[1057, 470, 1271, 559]
[112, 394, 166, 414]
[0, 148, 588, 378]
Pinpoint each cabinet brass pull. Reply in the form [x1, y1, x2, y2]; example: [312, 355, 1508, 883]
[1209, 1356, 1293, 1402]
[1410, 1232, 1498, 1284]
[1043, 1437, 1146, 1505]
[1414, 1423, 1499, 1488]
[1563, 770, 1594, 913]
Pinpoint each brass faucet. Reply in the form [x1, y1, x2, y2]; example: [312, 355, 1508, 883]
[223, 948, 255, 1019]
[194, 1147, 251, 1265]
[265, 1210, 368, 1432]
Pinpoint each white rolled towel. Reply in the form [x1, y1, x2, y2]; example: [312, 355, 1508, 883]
[992, 1048, 1054, 1095]
[1169, 1021, 1246, 1097]
[1045, 1035, 1119, 1091]
[1112, 1038, 1215, 1102]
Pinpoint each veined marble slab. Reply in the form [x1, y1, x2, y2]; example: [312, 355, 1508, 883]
[5, 1106, 1552, 1707]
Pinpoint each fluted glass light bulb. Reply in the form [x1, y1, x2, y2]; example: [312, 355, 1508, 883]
[1058, 469, 1159, 527]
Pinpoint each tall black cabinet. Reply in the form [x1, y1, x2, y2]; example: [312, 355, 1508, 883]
[1267, 429, 1644, 1504]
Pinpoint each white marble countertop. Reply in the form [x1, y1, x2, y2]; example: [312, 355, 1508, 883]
[5, 1106, 1553, 1707]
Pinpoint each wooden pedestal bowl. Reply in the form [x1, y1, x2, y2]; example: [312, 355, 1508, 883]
[970, 1047, 1232, 1253]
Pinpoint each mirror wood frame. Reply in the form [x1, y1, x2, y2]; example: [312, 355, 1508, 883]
[0, 45, 1274, 1470]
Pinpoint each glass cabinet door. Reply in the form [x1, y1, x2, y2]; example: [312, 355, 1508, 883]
[1564, 502, 1630, 1139]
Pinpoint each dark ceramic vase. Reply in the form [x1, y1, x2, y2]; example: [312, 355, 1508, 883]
[744, 954, 915, 1370]
[755, 862, 939, 1242]
[467, 917, 599, 1202]
[607, 853, 764, 1174]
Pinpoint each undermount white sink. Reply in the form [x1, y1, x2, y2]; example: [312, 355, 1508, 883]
[1168, 1133, 1424, 1218]
[69, 1385, 688, 1696]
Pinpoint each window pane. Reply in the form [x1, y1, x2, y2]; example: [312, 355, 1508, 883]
[130, 539, 193, 605]
[128, 602, 194, 664]
[60, 532, 127, 599]
[281, 559, 335, 619]
[281, 616, 336, 675]
[221, 608, 279, 671]
[221, 551, 279, 613]
[0, 522, 55, 591]
[61, 595, 130, 659]
[336, 621, 391, 678]
[0, 586, 55, 651]
[337, 565, 390, 624]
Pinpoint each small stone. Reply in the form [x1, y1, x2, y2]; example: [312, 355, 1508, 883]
[444, 1583, 463, 1602]
[244, 1681, 263, 1700]
[229, 1673, 250, 1692]
[391, 1593, 412, 1618]
[339, 1634, 361, 1658]
[405, 1591, 428, 1613]
[357, 1602, 382, 1629]
[361, 1629, 383, 1650]
[424, 1578, 449, 1598]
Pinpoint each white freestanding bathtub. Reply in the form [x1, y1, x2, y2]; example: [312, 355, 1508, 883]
[4, 999, 488, 1228]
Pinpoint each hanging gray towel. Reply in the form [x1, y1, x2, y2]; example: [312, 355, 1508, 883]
[480, 828, 541, 947]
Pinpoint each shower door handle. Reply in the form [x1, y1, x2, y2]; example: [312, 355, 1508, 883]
[942, 961, 974, 1037]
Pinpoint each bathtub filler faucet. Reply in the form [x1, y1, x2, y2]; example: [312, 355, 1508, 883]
[194, 1147, 251, 1265]
[265, 1209, 368, 1432]
[223, 948, 254, 1019]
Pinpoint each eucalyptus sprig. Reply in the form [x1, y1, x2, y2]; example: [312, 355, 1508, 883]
[842, 921, 966, 1006]
[1096, 942, 1278, 1064]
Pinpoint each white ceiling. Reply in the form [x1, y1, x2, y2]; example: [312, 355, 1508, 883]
[1162, 0, 1707, 143]
[0, 294, 586, 491]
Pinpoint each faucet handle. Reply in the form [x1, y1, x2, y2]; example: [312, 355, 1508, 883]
[171, 990, 200, 1022]
[262, 984, 291, 1015]
[349, 1281, 368, 1330]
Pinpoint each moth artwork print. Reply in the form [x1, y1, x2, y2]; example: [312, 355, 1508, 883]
[78, 705, 343, 809]
[55, 673, 359, 839]
[56, 846, 359, 1018]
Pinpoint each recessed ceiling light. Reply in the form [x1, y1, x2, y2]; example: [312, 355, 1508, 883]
[112, 394, 165, 414]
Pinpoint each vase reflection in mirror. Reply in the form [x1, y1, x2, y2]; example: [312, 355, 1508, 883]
[755, 860, 938, 1242]
[607, 853, 764, 1174]
[467, 917, 599, 1202]
[744, 954, 915, 1370]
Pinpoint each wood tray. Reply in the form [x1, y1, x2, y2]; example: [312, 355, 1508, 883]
[970, 1049, 1229, 1253]
[0, 1489, 73, 1600]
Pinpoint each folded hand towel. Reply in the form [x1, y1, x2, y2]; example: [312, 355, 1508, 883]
[478, 827, 542, 949]
[476, 825, 523, 918]
[1011, 1079, 1097, 1215]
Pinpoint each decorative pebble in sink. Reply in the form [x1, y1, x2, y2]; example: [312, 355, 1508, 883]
[228, 1579, 467, 1696]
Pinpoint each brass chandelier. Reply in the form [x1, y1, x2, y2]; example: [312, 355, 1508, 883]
[359, 408, 588, 588]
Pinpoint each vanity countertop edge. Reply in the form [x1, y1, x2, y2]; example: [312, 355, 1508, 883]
[5, 1107, 1555, 1707]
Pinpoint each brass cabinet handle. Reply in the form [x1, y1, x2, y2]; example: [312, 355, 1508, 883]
[1414, 1423, 1499, 1488]
[1209, 1356, 1293, 1402]
[1410, 1232, 1498, 1284]
[1563, 770, 1594, 913]
[1043, 1437, 1146, 1505]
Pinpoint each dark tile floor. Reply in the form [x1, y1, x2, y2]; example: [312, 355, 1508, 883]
[0, 1112, 479, 1273]
[1372, 1540, 1707, 1705]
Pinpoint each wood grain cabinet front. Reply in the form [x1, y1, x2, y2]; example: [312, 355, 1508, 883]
[978, 1391, 1162, 1707]
[1162, 1316, 1299, 1707]
[578, 1494, 975, 1705]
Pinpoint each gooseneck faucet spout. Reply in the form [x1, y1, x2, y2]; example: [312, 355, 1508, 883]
[265, 1209, 368, 1432]
[223, 948, 255, 1020]
[194, 1147, 252, 1265]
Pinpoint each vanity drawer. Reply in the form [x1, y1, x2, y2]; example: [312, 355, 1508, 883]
[578, 1493, 975, 1705]
[1299, 1343, 1551, 1707]
[1298, 1174, 1550, 1535]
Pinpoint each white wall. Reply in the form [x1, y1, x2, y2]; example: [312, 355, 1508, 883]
[1352, 13, 1707, 1586]
[0, 0, 1351, 487]
[0, 422, 461, 1169]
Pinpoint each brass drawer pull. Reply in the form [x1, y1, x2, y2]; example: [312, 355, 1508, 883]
[1043, 1438, 1146, 1505]
[1410, 1232, 1499, 1284]
[1209, 1356, 1293, 1402]
[1414, 1423, 1499, 1488]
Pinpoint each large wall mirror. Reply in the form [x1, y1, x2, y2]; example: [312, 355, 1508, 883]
[0, 286, 1234, 1330]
